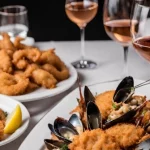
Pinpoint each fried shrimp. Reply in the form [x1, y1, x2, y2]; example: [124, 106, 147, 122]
[38, 49, 69, 81]
[31, 69, 57, 89]
[69, 129, 120, 150]
[106, 123, 144, 148]
[14, 37, 34, 49]
[0, 33, 16, 50]
[13, 48, 41, 69]
[42, 63, 69, 81]
[0, 50, 13, 73]
[95, 90, 114, 120]
[0, 72, 29, 95]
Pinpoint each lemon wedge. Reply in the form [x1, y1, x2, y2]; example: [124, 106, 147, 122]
[4, 104, 22, 134]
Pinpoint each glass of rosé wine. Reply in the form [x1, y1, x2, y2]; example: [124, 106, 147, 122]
[131, 2, 150, 64]
[65, 0, 98, 69]
[103, 0, 138, 77]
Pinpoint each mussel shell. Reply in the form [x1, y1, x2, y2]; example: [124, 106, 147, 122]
[69, 113, 83, 133]
[48, 123, 71, 143]
[135, 138, 150, 150]
[54, 117, 78, 141]
[86, 101, 102, 130]
[104, 108, 137, 129]
[84, 86, 95, 106]
[114, 87, 135, 103]
[44, 139, 65, 150]
[113, 76, 134, 103]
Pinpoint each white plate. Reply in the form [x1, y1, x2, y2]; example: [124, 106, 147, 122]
[18, 78, 150, 150]
[0, 95, 30, 146]
[10, 63, 77, 102]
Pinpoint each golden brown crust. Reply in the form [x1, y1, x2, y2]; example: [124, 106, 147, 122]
[95, 90, 114, 120]
[106, 123, 144, 148]
[69, 129, 120, 150]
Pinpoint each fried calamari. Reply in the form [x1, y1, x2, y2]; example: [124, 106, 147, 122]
[0, 33, 70, 95]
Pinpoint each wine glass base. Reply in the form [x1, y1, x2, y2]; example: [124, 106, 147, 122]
[72, 60, 97, 69]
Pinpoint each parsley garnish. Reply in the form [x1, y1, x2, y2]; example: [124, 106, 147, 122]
[112, 102, 117, 110]
[60, 144, 68, 150]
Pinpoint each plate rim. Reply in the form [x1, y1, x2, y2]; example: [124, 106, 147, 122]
[9, 63, 78, 102]
[0, 94, 30, 146]
[18, 78, 146, 150]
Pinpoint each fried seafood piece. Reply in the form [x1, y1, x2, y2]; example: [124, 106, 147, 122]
[38, 49, 69, 81]
[0, 33, 16, 50]
[0, 50, 13, 73]
[95, 90, 114, 120]
[12, 48, 41, 69]
[14, 36, 34, 49]
[0, 121, 4, 141]
[0, 72, 29, 95]
[69, 129, 120, 150]
[106, 123, 144, 148]
[42, 63, 69, 81]
[31, 68, 57, 89]
[25, 81, 39, 93]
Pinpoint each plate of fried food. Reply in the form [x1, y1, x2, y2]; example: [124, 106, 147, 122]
[18, 76, 150, 150]
[0, 94, 30, 146]
[0, 33, 77, 102]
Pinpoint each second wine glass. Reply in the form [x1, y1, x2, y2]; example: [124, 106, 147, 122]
[65, 0, 98, 69]
[103, 0, 135, 77]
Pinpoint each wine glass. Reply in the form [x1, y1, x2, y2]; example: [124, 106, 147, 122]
[65, 0, 98, 69]
[0, 5, 29, 40]
[103, 0, 135, 77]
[131, 2, 150, 64]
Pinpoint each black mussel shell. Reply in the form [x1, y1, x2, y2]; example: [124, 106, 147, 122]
[86, 101, 102, 130]
[84, 86, 95, 106]
[44, 139, 66, 150]
[54, 117, 78, 141]
[69, 113, 83, 133]
[48, 123, 71, 144]
[104, 108, 137, 129]
[114, 87, 135, 103]
[113, 76, 134, 103]
[135, 138, 150, 150]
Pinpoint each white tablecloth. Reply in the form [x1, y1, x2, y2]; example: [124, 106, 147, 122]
[1, 40, 150, 150]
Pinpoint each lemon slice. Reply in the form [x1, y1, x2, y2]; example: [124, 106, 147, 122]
[4, 104, 22, 134]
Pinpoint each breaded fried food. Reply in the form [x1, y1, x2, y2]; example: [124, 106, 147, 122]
[0, 72, 29, 95]
[95, 90, 114, 120]
[13, 48, 41, 69]
[38, 49, 69, 81]
[31, 69, 57, 89]
[0, 33, 16, 50]
[25, 81, 39, 93]
[0, 121, 4, 141]
[42, 63, 69, 81]
[0, 50, 13, 73]
[106, 123, 144, 148]
[69, 129, 120, 150]
[14, 36, 34, 49]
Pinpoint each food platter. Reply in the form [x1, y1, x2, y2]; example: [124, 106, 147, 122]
[0, 95, 30, 146]
[18, 78, 149, 150]
[10, 63, 77, 102]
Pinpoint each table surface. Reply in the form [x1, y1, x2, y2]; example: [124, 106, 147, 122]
[1, 40, 150, 150]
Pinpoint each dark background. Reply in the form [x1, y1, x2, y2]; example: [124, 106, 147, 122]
[0, 0, 110, 42]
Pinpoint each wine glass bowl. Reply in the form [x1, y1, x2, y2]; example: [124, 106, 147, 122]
[131, 2, 150, 63]
[65, 0, 98, 69]
[0, 5, 29, 39]
[103, 0, 134, 77]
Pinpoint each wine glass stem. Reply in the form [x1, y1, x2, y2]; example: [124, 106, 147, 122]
[123, 46, 129, 77]
[80, 28, 85, 61]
